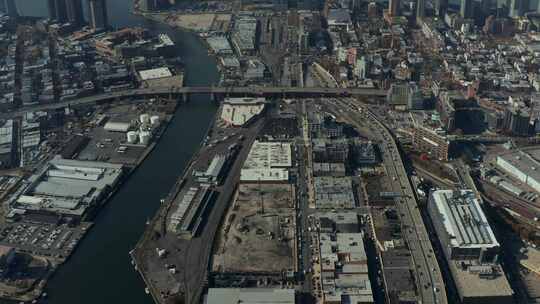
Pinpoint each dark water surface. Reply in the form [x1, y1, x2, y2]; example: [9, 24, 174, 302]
[12, 1, 219, 303]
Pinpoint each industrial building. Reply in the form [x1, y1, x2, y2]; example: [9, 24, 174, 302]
[138, 67, 173, 81]
[194, 153, 230, 185]
[231, 15, 257, 55]
[206, 36, 233, 55]
[206, 288, 296, 304]
[429, 190, 499, 263]
[220, 97, 266, 127]
[496, 148, 540, 193]
[314, 177, 356, 209]
[11, 156, 124, 219]
[168, 185, 216, 239]
[428, 190, 514, 304]
[318, 233, 374, 304]
[240, 141, 292, 183]
[104, 121, 131, 132]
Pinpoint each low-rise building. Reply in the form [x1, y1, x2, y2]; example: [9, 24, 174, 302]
[220, 97, 266, 127]
[206, 288, 296, 304]
[318, 233, 374, 303]
[206, 36, 233, 55]
[240, 141, 292, 183]
[314, 176, 355, 209]
[428, 190, 514, 304]
[496, 148, 540, 193]
[11, 157, 124, 219]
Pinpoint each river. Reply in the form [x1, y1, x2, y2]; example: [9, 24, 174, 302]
[12, 1, 220, 303]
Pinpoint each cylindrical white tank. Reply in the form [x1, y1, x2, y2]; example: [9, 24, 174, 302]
[139, 114, 150, 124]
[139, 131, 151, 145]
[150, 115, 160, 126]
[127, 131, 138, 144]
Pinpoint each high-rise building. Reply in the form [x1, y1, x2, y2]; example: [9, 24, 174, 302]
[434, 0, 448, 16]
[66, 0, 85, 26]
[460, 0, 474, 18]
[88, 0, 109, 30]
[416, 0, 425, 21]
[389, 0, 400, 16]
[509, 0, 529, 16]
[48, 0, 68, 23]
[0, 0, 18, 17]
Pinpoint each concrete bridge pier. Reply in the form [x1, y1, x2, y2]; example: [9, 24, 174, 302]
[182, 92, 189, 103]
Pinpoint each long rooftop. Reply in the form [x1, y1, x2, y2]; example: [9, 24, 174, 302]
[431, 190, 498, 249]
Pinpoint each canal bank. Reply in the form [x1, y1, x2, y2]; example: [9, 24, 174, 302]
[12, 1, 221, 304]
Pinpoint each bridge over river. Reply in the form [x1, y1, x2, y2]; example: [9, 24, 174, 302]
[0, 86, 388, 118]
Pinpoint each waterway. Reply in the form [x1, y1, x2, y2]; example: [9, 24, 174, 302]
[11, 1, 220, 303]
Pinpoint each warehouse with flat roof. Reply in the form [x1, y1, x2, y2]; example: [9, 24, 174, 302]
[240, 141, 292, 183]
[12, 156, 124, 218]
[221, 97, 266, 127]
[428, 189, 514, 304]
[206, 288, 295, 304]
[138, 67, 173, 81]
[428, 190, 499, 263]
[496, 148, 540, 193]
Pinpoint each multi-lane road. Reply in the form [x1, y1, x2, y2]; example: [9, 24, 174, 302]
[324, 98, 448, 304]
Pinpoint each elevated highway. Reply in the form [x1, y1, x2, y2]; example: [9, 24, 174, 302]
[0, 86, 387, 119]
[325, 98, 448, 304]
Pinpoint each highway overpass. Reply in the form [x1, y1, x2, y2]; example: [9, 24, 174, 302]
[0, 86, 388, 118]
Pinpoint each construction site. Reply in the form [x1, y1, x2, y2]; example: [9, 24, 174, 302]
[212, 183, 296, 287]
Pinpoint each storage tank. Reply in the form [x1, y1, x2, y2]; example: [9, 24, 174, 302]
[139, 114, 150, 124]
[139, 131, 151, 145]
[150, 115, 160, 126]
[127, 131, 138, 144]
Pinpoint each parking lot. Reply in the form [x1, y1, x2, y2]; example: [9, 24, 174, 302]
[0, 222, 91, 261]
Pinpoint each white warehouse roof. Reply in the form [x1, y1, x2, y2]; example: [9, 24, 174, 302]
[206, 288, 295, 304]
[430, 190, 498, 249]
[104, 121, 131, 132]
[139, 67, 173, 81]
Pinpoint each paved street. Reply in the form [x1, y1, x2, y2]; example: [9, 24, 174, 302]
[323, 98, 448, 304]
